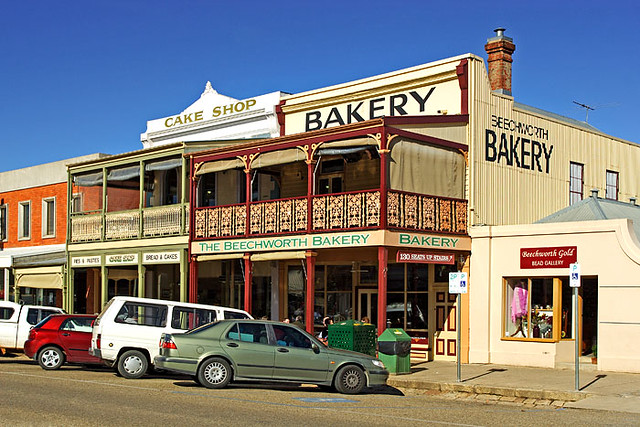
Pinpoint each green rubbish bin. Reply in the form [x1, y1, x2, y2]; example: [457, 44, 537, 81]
[327, 319, 376, 356]
[377, 328, 411, 374]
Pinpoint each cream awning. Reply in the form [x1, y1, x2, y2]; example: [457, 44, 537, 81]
[251, 149, 305, 169]
[195, 158, 244, 176]
[107, 268, 138, 281]
[389, 138, 465, 199]
[15, 266, 63, 289]
[250, 251, 307, 261]
[196, 253, 244, 262]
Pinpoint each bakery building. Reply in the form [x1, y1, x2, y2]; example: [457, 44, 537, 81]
[65, 84, 283, 313]
[186, 28, 640, 366]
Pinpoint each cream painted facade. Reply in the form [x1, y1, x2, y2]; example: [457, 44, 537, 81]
[470, 220, 640, 373]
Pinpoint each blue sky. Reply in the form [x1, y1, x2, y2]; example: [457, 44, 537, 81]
[1, 0, 638, 172]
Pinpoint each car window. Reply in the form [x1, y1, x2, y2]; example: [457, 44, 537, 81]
[27, 309, 60, 325]
[114, 302, 167, 327]
[33, 316, 55, 329]
[171, 307, 217, 330]
[223, 310, 249, 320]
[0, 307, 15, 320]
[272, 325, 312, 349]
[226, 323, 268, 344]
[61, 317, 94, 333]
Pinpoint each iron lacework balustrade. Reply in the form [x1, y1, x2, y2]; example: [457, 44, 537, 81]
[69, 204, 189, 243]
[193, 190, 467, 239]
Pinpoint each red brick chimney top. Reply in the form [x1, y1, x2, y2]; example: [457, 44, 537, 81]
[485, 28, 516, 96]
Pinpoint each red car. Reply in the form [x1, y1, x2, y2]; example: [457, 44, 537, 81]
[24, 314, 101, 370]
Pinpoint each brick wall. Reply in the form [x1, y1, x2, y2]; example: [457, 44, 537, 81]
[0, 182, 68, 248]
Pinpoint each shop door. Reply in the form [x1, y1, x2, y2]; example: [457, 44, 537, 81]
[433, 288, 457, 361]
[357, 289, 377, 323]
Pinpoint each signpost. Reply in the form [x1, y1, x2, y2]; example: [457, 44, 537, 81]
[449, 272, 467, 382]
[570, 263, 581, 391]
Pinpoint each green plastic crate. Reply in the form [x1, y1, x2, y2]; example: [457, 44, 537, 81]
[327, 319, 376, 356]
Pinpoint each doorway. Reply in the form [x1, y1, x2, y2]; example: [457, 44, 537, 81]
[581, 277, 598, 357]
[357, 288, 377, 323]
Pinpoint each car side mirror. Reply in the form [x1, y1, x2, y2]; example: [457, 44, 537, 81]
[311, 343, 320, 354]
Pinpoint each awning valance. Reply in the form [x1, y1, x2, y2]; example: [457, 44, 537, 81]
[251, 149, 305, 169]
[250, 251, 306, 261]
[107, 165, 140, 182]
[314, 136, 378, 158]
[196, 253, 244, 262]
[74, 171, 103, 187]
[196, 158, 244, 176]
[15, 266, 64, 289]
[145, 158, 182, 172]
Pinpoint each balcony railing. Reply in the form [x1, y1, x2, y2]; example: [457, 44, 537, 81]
[194, 190, 467, 240]
[69, 204, 189, 243]
[387, 191, 467, 234]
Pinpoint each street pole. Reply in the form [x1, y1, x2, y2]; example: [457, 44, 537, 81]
[574, 286, 579, 391]
[457, 293, 461, 382]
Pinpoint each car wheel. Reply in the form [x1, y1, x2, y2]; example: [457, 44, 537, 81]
[38, 346, 64, 370]
[192, 375, 202, 386]
[197, 357, 232, 389]
[334, 365, 365, 394]
[117, 350, 148, 379]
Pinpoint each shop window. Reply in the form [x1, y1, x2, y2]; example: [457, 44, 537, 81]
[0, 204, 7, 241]
[605, 170, 619, 200]
[18, 201, 30, 240]
[317, 158, 344, 195]
[386, 264, 428, 331]
[198, 173, 216, 207]
[569, 162, 583, 205]
[504, 277, 566, 341]
[42, 197, 56, 238]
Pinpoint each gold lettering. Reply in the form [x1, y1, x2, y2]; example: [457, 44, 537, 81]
[212, 106, 221, 117]
[246, 99, 256, 109]
[165, 117, 174, 127]
[194, 111, 203, 121]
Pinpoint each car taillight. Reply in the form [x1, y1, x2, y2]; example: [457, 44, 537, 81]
[161, 335, 177, 350]
[96, 334, 101, 349]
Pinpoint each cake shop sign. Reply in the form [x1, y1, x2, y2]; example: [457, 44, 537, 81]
[520, 246, 577, 269]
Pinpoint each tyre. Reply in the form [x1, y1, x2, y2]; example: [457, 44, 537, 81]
[117, 350, 148, 379]
[38, 346, 64, 370]
[334, 365, 365, 394]
[197, 357, 232, 389]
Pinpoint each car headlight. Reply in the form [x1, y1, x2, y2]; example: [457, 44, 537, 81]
[371, 359, 385, 369]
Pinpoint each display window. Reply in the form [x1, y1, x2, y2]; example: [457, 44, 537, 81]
[503, 277, 573, 341]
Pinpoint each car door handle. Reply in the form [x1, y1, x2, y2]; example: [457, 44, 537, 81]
[226, 342, 239, 348]
[277, 348, 289, 353]
[62, 333, 70, 336]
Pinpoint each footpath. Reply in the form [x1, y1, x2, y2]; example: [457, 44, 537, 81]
[385, 360, 640, 414]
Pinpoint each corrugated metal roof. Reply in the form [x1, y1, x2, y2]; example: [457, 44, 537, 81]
[536, 194, 640, 238]
[514, 102, 601, 133]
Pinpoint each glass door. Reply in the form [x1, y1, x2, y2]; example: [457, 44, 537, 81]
[357, 289, 377, 323]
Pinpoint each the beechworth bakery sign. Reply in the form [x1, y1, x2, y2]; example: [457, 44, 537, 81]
[485, 114, 554, 174]
[520, 246, 577, 269]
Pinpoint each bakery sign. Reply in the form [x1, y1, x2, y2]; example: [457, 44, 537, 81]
[520, 246, 577, 269]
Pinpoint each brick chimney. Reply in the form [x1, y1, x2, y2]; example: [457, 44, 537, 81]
[485, 28, 516, 96]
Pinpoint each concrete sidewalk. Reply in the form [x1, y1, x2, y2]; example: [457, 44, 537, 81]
[385, 360, 640, 414]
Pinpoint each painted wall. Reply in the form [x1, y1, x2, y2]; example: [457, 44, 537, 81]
[469, 219, 640, 373]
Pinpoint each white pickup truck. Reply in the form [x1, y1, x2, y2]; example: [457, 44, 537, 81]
[0, 301, 64, 354]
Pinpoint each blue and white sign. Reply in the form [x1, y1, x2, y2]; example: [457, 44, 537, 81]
[570, 263, 581, 287]
[449, 272, 468, 294]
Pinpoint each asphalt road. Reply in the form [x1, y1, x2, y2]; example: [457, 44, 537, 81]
[2, 354, 639, 426]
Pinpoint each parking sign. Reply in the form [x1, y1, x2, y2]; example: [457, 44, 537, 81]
[570, 263, 581, 287]
[449, 272, 468, 294]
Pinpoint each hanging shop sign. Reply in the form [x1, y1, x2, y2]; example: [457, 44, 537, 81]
[396, 250, 455, 264]
[105, 253, 138, 266]
[71, 256, 101, 267]
[520, 246, 577, 269]
[142, 251, 181, 264]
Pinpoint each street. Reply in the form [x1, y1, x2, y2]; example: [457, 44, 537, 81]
[2, 355, 639, 426]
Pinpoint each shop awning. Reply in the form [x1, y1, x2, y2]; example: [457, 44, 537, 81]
[251, 149, 305, 169]
[250, 251, 306, 261]
[145, 158, 182, 172]
[314, 136, 378, 157]
[15, 266, 63, 289]
[195, 158, 244, 176]
[12, 251, 66, 268]
[196, 253, 244, 262]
